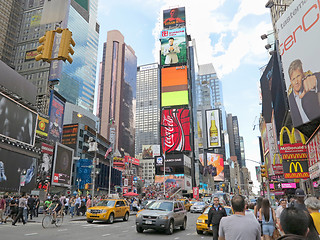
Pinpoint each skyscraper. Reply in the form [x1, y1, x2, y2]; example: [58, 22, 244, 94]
[135, 63, 160, 156]
[98, 30, 137, 157]
[13, 0, 99, 113]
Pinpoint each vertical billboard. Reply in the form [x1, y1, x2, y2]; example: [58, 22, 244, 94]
[48, 91, 66, 143]
[197, 111, 204, 149]
[207, 153, 224, 181]
[37, 143, 54, 185]
[62, 124, 78, 150]
[36, 116, 49, 137]
[0, 92, 37, 146]
[161, 28, 187, 66]
[163, 7, 186, 29]
[276, 0, 320, 130]
[161, 66, 188, 107]
[76, 159, 92, 189]
[52, 142, 74, 187]
[0, 148, 37, 192]
[161, 108, 191, 153]
[205, 109, 221, 148]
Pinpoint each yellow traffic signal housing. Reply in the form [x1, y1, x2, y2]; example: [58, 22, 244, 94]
[85, 183, 89, 190]
[58, 28, 75, 64]
[35, 30, 55, 62]
[261, 165, 267, 178]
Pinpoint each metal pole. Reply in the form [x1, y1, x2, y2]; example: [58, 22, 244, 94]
[108, 144, 113, 198]
[163, 153, 166, 198]
[92, 121, 99, 207]
[18, 171, 21, 196]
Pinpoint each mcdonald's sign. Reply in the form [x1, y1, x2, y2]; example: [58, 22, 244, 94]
[282, 159, 309, 179]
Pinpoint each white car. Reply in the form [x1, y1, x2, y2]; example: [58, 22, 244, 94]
[190, 202, 206, 213]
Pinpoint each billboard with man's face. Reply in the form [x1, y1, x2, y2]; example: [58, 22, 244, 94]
[0, 92, 37, 146]
[276, 0, 320, 131]
[163, 7, 186, 29]
[52, 142, 74, 187]
[160, 28, 187, 66]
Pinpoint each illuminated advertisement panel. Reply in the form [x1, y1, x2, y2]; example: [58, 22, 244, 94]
[48, 91, 65, 143]
[282, 159, 309, 179]
[0, 92, 37, 146]
[52, 142, 74, 187]
[161, 108, 191, 153]
[62, 124, 78, 150]
[36, 116, 49, 137]
[155, 174, 186, 189]
[163, 7, 186, 29]
[207, 153, 224, 181]
[161, 66, 188, 107]
[160, 28, 187, 66]
[276, 0, 320, 130]
[25, 49, 38, 61]
[142, 145, 160, 159]
[205, 109, 221, 148]
[37, 143, 54, 188]
[197, 111, 204, 149]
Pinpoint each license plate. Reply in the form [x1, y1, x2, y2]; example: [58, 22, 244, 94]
[91, 215, 99, 218]
[145, 220, 152, 225]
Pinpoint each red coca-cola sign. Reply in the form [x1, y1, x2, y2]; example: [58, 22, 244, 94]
[161, 108, 191, 153]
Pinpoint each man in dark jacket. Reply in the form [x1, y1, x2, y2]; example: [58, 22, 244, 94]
[278, 207, 309, 240]
[207, 197, 227, 240]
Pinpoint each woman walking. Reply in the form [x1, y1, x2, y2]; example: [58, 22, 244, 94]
[259, 198, 276, 240]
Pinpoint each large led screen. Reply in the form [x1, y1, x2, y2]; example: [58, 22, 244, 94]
[207, 153, 224, 181]
[276, 0, 320, 129]
[0, 148, 37, 192]
[161, 28, 187, 66]
[37, 143, 54, 187]
[205, 109, 221, 148]
[48, 91, 65, 143]
[163, 7, 186, 29]
[161, 66, 189, 107]
[161, 108, 191, 153]
[0, 92, 37, 146]
[52, 142, 74, 187]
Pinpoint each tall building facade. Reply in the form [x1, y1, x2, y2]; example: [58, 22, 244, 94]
[98, 30, 137, 157]
[0, 0, 23, 69]
[14, 0, 99, 113]
[135, 63, 160, 156]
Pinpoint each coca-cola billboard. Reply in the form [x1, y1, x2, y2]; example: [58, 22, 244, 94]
[161, 108, 191, 153]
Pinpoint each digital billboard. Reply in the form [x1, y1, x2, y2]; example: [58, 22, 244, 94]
[142, 145, 160, 159]
[282, 159, 309, 179]
[155, 174, 186, 189]
[160, 28, 187, 66]
[276, 0, 320, 131]
[161, 66, 188, 107]
[36, 116, 49, 137]
[52, 142, 74, 187]
[205, 109, 221, 148]
[0, 148, 37, 192]
[207, 153, 224, 181]
[76, 158, 92, 190]
[25, 49, 38, 61]
[197, 111, 204, 149]
[62, 124, 78, 150]
[163, 7, 186, 29]
[48, 91, 66, 143]
[37, 143, 54, 187]
[0, 92, 37, 146]
[161, 108, 191, 153]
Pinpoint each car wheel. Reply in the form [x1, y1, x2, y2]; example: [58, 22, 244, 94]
[136, 226, 143, 233]
[123, 212, 129, 221]
[196, 229, 203, 234]
[180, 217, 187, 230]
[166, 220, 174, 235]
[107, 213, 114, 224]
[87, 220, 93, 224]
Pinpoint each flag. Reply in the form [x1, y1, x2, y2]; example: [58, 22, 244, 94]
[104, 147, 112, 159]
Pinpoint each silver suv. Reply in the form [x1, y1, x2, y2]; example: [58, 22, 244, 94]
[135, 200, 187, 235]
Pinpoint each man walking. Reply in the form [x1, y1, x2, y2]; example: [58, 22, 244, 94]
[207, 197, 227, 240]
[12, 194, 27, 225]
[0, 195, 6, 224]
[218, 195, 261, 240]
[27, 194, 35, 220]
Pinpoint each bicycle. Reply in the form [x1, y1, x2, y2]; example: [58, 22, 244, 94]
[42, 209, 64, 228]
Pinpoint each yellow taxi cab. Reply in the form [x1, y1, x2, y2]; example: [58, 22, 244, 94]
[196, 206, 233, 234]
[177, 198, 192, 211]
[86, 199, 130, 224]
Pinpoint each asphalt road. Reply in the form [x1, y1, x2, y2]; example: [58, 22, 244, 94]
[0, 212, 212, 240]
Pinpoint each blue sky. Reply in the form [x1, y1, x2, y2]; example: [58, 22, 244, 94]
[96, 0, 273, 193]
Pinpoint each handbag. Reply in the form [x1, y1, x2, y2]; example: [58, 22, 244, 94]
[272, 228, 281, 239]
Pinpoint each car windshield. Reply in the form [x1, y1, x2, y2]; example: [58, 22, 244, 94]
[96, 200, 115, 207]
[225, 207, 233, 216]
[194, 202, 205, 206]
[147, 201, 173, 211]
[203, 207, 210, 214]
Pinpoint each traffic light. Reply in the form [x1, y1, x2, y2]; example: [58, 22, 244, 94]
[35, 30, 55, 62]
[261, 165, 267, 178]
[85, 183, 89, 190]
[58, 28, 75, 64]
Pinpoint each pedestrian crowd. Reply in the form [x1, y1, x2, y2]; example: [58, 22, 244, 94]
[207, 189, 320, 240]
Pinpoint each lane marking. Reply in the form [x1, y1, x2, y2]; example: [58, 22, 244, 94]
[58, 229, 68, 232]
[102, 234, 111, 237]
[94, 225, 108, 228]
[174, 237, 180, 239]
[25, 233, 38, 236]
[186, 233, 191, 235]
[122, 230, 129, 233]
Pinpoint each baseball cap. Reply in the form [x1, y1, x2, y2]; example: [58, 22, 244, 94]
[295, 188, 305, 197]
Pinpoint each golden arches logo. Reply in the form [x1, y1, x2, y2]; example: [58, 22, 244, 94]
[289, 162, 303, 173]
[273, 153, 282, 165]
[279, 127, 306, 146]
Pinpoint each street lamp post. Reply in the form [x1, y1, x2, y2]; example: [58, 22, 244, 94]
[108, 145, 113, 198]
[76, 178, 81, 192]
[91, 119, 100, 207]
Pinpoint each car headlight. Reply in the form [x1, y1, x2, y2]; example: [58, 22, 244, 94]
[87, 209, 91, 213]
[101, 209, 107, 213]
[197, 219, 204, 223]
[158, 215, 169, 220]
